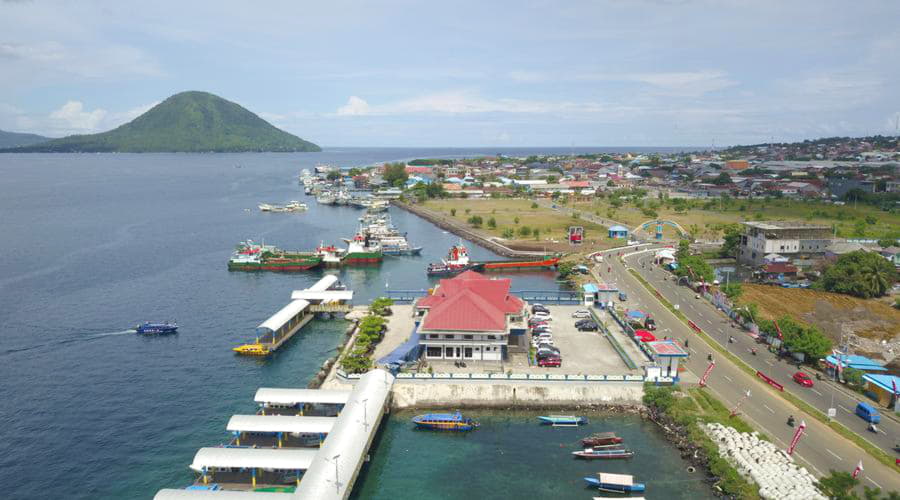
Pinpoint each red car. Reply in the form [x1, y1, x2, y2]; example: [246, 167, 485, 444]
[793, 371, 814, 387]
[538, 356, 561, 367]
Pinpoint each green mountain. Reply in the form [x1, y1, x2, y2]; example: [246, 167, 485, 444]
[0, 129, 52, 149]
[2, 91, 320, 153]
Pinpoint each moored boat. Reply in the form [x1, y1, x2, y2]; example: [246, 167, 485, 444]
[341, 232, 383, 264]
[582, 431, 624, 447]
[538, 415, 588, 426]
[584, 472, 645, 493]
[228, 240, 322, 272]
[135, 322, 178, 335]
[426, 244, 559, 276]
[572, 448, 634, 459]
[232, 343, 271, 356]
[412, 411, 478, 431]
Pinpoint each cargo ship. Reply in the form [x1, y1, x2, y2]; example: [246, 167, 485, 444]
[341, 232, 383, 264]
[426, 244, 559, 276]
[227, 241, 322, 272]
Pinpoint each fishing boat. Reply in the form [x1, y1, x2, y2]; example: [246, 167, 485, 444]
[582, 432, 624, 447]
[538, 415, 588, 426]
[135, 322, 178, 335]
[232, 343, 270, 356]
[412, 411, 478, 431]
[259, 201, 307, 212]
[380, 236, 423, 256]
[583, 473, 645, 493]
[341, 232, 383, 264]
[572, 448, 634, 459]
[228, 241, 322, 272]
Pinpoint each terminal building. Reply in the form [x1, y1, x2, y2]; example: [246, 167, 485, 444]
[415, 271, 526, 362]
[737, 221, 832, 266]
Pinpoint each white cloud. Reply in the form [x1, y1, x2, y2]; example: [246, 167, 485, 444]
[49, 101, 107, 132]
[508, 69, 737, 96]
[336, 96, 371, 116]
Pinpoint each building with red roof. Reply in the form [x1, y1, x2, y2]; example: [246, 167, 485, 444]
[415, 270, 526, 361]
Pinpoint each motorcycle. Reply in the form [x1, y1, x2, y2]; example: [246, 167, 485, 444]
[787, 416, 795, 427]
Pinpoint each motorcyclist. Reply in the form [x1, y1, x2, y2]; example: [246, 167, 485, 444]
[728, 336, 735, 344]
[787, 415, 795, 427]
[707, 353, 713, 362]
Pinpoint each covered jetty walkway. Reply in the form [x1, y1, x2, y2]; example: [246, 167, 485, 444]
[226, 415, 336, 448]
[254, 387, 351, 416]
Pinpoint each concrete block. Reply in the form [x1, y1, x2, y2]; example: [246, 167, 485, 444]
[434, 372, 451, 378]
[414, 373, 432, 379]
[624, 375, 645, 381]
[470, 373, 490, 379]
[509, 373, 528, 380]
[489, 373, 508, 379]
[451, 373, 470, 379]
[396, 373, 413, 378]
[528, 374, 547, 380]
[547, 374, 566, 380]
[606, 375, 625, 381]
[566, 375, 587, 381]
[586, 375, 606, 381]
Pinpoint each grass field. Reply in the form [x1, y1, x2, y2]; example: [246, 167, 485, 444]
[736, 284, 900, 341]
[569, 196, 899, 241]
[422, 198, 624, 252]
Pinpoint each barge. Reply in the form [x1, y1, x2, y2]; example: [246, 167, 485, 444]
[426, 244, 559, 277]
[228, 241, 321, 272]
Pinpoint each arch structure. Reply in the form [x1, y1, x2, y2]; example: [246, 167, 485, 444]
[633, 219, 690, 240]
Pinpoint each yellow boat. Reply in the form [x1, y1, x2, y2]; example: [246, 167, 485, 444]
[233, 343, 270, 356]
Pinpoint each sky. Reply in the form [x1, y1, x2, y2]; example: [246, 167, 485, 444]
[1, 0, 899, 147]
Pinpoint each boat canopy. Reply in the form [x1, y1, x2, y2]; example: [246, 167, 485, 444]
[254, 388, 351, 406]
[154, 490, 267, 499]
[290, 290, 354, 302]
[226, 415, 337, 434]
[257, 299, 310, 334]
[597, 472, 634, 486]
[189, 447, 317, 472]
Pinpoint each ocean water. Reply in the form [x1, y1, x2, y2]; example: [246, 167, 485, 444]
[353, 410, 716, 500]
[0, 148, 697, 499]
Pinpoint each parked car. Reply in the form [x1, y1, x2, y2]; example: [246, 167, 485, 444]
[572, 310, 591, 319]
[577, 321, 598, 331]
[531, 304, 548, 313]
[536, 346, 560, 357]
[618, 292, 628, 301]
[533, 339, 554, 347]
[533, 327, 552, 335]
[792, 371, 814, 387]
[537, 356, 562, 367]
[575, 319, 594, 327]
[529, 318, 549, 326]
[532, 313, 552, 321]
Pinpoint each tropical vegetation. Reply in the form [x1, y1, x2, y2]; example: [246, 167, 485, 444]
[816, 250, 897, 299]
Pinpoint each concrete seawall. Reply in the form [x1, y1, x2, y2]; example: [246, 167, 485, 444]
[390, 381, 644, 409]
[391, 200, 546, 258]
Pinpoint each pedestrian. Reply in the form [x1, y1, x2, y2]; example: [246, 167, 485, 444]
[684, 338, 689, 348]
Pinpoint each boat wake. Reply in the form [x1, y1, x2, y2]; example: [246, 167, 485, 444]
[2, 330, 136, 356]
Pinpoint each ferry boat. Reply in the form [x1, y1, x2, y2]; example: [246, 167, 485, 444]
[228, 241, 322, 272]
[232, 343, 270, 356]
[258, 201, 307, 212]
[412, 411, 478, 431]
[538, 415, 588, 426]
[572, 448, 634, 459]
[135, 322, 178, 335]
[584, 473, 645, 493]
[426, 244, 559, 276]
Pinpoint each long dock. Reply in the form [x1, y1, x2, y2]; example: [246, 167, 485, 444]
[233, 275, 352, 356]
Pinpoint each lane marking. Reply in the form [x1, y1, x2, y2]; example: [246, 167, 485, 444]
[838, 405, 851, 413]
[689, 347, 698, 354]
[762, 404, 775, 414]
[765, 360, 774, 366]
[810, 389, 823, 396]
[723, 375, 733, 382]
[867, 478, 882, 489]
[878, 428, 887, 435]
[826, 449, 842, 461]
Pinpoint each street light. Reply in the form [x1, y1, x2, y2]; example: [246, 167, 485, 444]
[330, 453, 342, 494]
[357, 398, 370, 432]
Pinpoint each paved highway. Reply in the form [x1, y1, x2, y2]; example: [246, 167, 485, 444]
[591, 247, 900, 492]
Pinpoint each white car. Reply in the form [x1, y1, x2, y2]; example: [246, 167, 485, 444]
[532, 312, 552, 321]
[572, 310, 591, 319]
[533, 338, 554, 347]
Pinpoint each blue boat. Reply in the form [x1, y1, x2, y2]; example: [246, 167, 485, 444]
[412, 411, 478, 431]
[538, 415, 587, 426]
[584, 472, 645, 493]
[135, 322, 178, 335]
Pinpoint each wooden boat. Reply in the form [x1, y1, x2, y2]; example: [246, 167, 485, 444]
[584, 472, 645, 493]
[582, 431, 623, 447]
[538, 415, 587, 426]
[572, 448, 634, 459]
[412, 411, 478, 431]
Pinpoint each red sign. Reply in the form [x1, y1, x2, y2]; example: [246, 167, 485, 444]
[787, 420, 806, 455]
[688, 320, 702, 333]
[699, 362, 715, 387]
[756, 370, 784, 391]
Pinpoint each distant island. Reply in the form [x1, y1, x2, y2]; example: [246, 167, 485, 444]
[0, 91, 320, 153]
[0, 130, 53, 149]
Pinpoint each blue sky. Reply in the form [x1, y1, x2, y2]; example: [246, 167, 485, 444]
[1, 0, 899, 147]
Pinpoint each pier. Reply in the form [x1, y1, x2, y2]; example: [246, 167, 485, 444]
[233, 275, 352, 356]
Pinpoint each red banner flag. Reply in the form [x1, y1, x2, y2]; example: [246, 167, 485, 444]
[787, 420, 806, 455]
[699, 361, 715, 387]
[774, 320, 784, 340]
[852, 460, 863, 479]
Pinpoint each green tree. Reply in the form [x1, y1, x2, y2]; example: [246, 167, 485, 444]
[326, 170, 341, 181]
[533, 228, 541, 240]
[514, 216, 520, 225]
[843, 366, 865, 387]
[557, 261, 576, 280]
[760, 316, 831, 360]
[450, 208, 456, 216]
[817, 470, 858, 500]
[878, 238, 897, 248]
[719, 223, 743, 258]
[501, 228, 515, 238]
[369, 297, 394, 316]
[531, 202, 539, 209]
[487, 217, 497, 229]
[518, 225, 532, 237]
[721, 283, 742, 300]
[383, 162, 409, 187]
[467, 215, 483, 227]
[816, 250, 898, 298]
[710, 172, 732, 185]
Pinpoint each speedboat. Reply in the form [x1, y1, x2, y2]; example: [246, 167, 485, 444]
[135, 322, 178, 335]
[412, 411, 478, 431]
[538, 415, 587, 426]
[232, 343, 270, 356]
[584, 472, 645, 493]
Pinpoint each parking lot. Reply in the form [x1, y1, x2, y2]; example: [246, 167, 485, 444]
[506, 304, 641, 375]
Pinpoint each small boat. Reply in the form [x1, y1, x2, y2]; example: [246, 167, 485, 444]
[584, 472, 645, 493]
[135, 322, 178, 335]
[412, 411, 478, 431]
[538, 415, 587, 426]
[232, 343, 270, 356]
[582, 432, 624, 447]
[572, 448, 634, 459]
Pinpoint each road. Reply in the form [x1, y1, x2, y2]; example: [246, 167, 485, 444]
[592, 246, 900, 492]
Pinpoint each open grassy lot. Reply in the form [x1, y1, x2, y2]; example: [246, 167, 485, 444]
[736, 284, 900, 342]
[422, 198, 623, 252]
[570, 196, 899, 241]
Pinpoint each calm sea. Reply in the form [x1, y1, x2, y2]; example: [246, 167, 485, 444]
[0, 147, 698, 499]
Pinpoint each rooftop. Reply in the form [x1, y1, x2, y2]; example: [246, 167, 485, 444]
[418, 271, 524, 332]
[742, 221, 830, 230]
